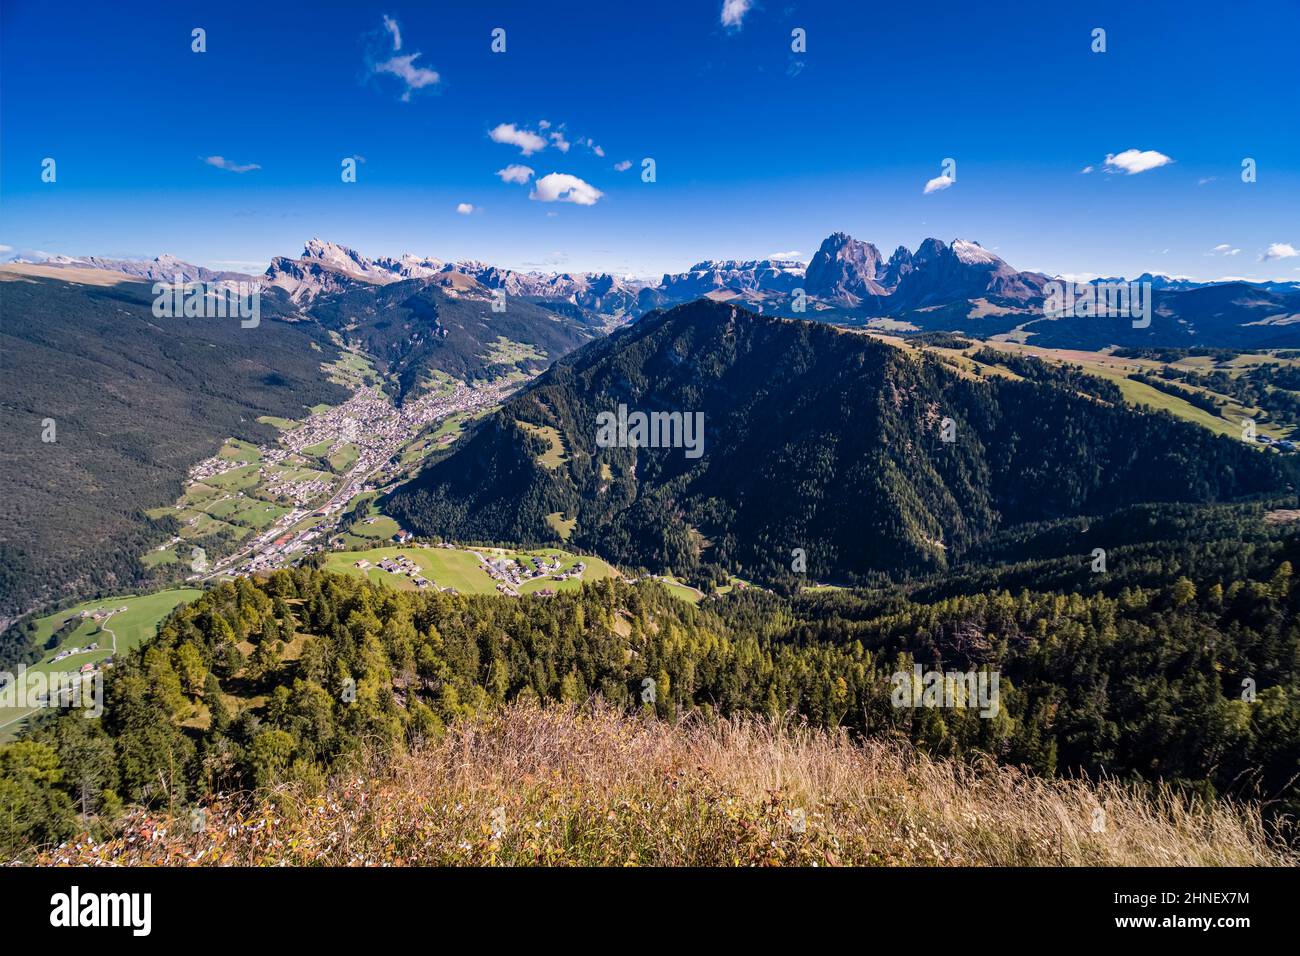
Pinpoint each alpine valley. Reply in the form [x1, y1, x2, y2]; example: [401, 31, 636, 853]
[4, 230, 1300, 626]
[10, 0, 1300, 882]
[4, 232, 1300, 864]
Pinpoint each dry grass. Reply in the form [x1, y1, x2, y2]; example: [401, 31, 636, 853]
[25, 703, 1296, 866]
[0, 263, 145, 286]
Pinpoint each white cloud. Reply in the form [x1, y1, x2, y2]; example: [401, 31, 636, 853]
[496, 164, 535, 184]
[1198, 176, 1218, 186]
[923, 174, 954, 194]
[768, 250, 802, 259]
[456, 203, 476, 215]
[614, 160, 633, 172]
[1080, 165, 1094, 174]
[365, 17, 439, 101]
[1210, 244, 1241, 257]
[1103, 149, 1174, 175]
[490, 123, 548, 156]
[382, 15, 402, 50]
[530, 173, 603, 206]
[491, 120, 605, 159]
[373, 54, 439, 101]
[1261, 242, 1298, 261]
[721, 0, 752, 28]
[203, 156, 260, 173]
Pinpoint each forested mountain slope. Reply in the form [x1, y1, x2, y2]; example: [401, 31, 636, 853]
[303, 277, 599, 398]
[5, 550, 1298, 859]
[0, 271, 349, 621]
[386, 300, 1290, 583]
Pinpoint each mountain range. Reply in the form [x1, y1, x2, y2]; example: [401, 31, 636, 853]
[22, 233, 1300, 348]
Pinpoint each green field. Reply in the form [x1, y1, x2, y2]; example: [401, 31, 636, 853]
[432, 414, 468, 442]
[327, 442, 360, 473]
[324, 351, 383, 388]
[267, 463, 334, 485]
[545, 512, 577, 540]
[301, 437, 360, 474]
[715, 576, 758, 596]
[218, 438, 262, 463]
[205, 463, 263, 493]
[398, 416, 468, 471]
[516, 421, 568, 469]
[323, 547, 488, 593]
[177, 511, 248, 541]
[336, 514, 402, 549]
[656, 576, 704, 605]
[321, 546, 615, 595]
[183, 482, 226, 505]
[0, 589, 202, 741]
[256, 414, 299, 431]
[420, 369, 461, 396]
[484, 336, 547, 366]
[970, 343, 1296, 442]
[205, 496, 291, 530]
[140, 547, 180, 568]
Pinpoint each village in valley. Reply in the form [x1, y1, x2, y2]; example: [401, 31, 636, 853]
[142, 349, 521, 581]
[131, 345, 620, 601]
[330, 543, 608, 599]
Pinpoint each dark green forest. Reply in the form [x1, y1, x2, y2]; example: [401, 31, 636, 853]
[387, 301, 1291, 586]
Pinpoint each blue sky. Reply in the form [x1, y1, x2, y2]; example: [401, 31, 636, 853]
[2, 0, 1297, 280]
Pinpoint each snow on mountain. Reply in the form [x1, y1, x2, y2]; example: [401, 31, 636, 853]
[951, 239, 1002, 266]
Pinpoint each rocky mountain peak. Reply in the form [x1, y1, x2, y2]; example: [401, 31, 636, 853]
[803, 231, 886, 303]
